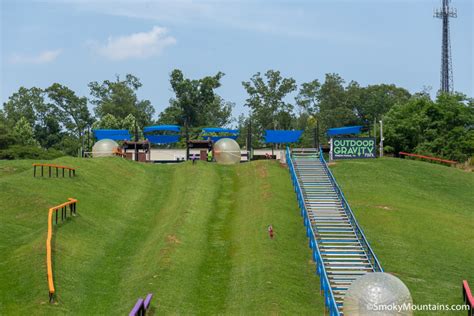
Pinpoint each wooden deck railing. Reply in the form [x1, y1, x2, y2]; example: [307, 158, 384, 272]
[46, 198, 78, 302]
[399, 152, 457, 166]
[33, 163, 76, 177]
[463, 280, 474, 316]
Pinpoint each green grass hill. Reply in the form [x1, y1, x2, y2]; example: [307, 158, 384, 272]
[0, 157, 472, 315]
[331, 158, 474, 314]
[0, 158, 323, 315]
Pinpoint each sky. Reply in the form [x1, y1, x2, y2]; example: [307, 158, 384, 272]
[1, 0, 473, 123]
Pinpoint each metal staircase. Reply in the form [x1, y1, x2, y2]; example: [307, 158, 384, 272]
[286, 148, 383, 316]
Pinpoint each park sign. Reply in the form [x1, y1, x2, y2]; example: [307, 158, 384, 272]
[332, 137, 376, 159]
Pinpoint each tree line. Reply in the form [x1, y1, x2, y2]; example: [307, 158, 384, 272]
[1, 69, 473, 162]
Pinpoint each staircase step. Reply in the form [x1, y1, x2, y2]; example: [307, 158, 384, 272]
[291, 149, 382, 316]
[322, 253, 368, 258]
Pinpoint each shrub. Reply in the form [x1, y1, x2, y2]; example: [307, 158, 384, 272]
[0, 145, 64, 160]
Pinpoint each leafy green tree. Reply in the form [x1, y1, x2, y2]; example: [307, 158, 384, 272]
[122, 113, 143, 140]
[205, 96, 234, 127]
[158, 69, 232, 128]
[57, 135, 81, 156]
[12, 117, 37, 146]
[295, 79, 324, 147]
[157, 105, 185, 125]
[46, 83, 93, 152]
[294, 112, 317, 147]
[2, 86, 68, 149]
[88, 74, 155, 128]
[2, 87, 43, 127]
[318, 73, 357, 131]
[135, 99, 155, 129]
[295, 79, 321, 116]
[91, 113, 121, 129]
[384, 93, 474, 162]
[384, 96, 429, 154]
[34, 114, 63, 149]
[1, 86, 86, 152]
[0, 111, 15, 149]
[353, 84, 411, 127]
[296, 74, 359, 144]
[242, 70, 297, 140]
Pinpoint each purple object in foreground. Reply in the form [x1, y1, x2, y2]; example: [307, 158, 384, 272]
[129, 298, 144, 316]
[144, 293, 153, 309]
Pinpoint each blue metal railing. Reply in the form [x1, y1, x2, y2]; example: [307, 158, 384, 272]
[319, 148, 383, 272]
[286, 147, 340, 316]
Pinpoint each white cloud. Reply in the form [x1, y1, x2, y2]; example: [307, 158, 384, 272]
[9, 49, 62, 64]
[93, 26, 176, 60]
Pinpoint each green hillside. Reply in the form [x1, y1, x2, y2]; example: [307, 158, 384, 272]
[0, 158, 323, 315]
[0, 157, 472, 315]
[331, 158, 474, 314]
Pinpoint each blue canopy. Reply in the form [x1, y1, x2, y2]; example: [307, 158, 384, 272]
[144, 125, 181, 133]
[202, 127, 239, 134]
[144, 125, 181, 144]
[146, 135, 181, 144]
[264, 130, 303, 143]
[202, 135, 239, 142]
[93, 129, 131, 141]
[327, 126, 362, 136]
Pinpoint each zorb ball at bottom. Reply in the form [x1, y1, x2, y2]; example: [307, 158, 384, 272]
[344, 272, 413, 315]
[92, 139, 119, 158]
[213, 138, 241, 165]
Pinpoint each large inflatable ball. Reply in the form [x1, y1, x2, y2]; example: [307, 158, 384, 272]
[344, 272, 413, 315]
[213, 138, 241, 165]
[92, 139, 119, 158]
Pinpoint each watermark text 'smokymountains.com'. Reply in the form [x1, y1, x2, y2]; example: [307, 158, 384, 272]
[368, 302, 471, 313]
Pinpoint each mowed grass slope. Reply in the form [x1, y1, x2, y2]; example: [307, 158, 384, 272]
[331, 158, 474, 314]
[0, 158, 324, 315]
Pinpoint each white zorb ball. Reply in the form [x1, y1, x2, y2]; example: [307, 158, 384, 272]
[213, 138, 241, 165]
[92, 139, 119, 158]
[344, 272, 413, 315]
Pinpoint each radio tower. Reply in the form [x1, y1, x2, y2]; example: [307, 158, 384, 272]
[434, 0, 457, 94]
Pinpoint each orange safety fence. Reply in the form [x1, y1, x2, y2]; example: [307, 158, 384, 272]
[46, 198, 77, 302]
[113, 147, 126, 158]
[399, 152, 457, 166]
[33, 163, 76, 177]
[463, 280, 474, 316]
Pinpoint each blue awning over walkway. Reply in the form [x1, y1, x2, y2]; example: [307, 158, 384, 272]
[144, 125, 181, 133]
[264, 130, 303, 143]
[93, 129, 131, 141]
[327, 126, 362, 136]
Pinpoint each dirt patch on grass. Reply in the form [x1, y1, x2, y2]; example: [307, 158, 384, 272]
[257, 163, 268, 178]
[166, 234, 181, 244]
[0, 166, 17, 172]
[256, 163, 272, 199]
[159, 235, 182, 266]
[262, 188, 272, 200]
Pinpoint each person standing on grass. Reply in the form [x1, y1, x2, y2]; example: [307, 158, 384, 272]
[207, 150, 213, 162]
[192, 153, 197, 165]
[268, 225, 274, 239]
